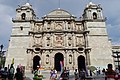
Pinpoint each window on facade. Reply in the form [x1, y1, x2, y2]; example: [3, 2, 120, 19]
[88, 10, 91, 12]
[68, 26, 70, 29]
[68, 43, 71, 46]
[68, 22, 71, 29]
[47, 27, 50, 30]
[68, 37, 72, 40]
[46, 55, 49, 64]
[97, 10, 101, 12]
[93, 12, 97, 19]
[47, 44, 50, 46]
[21, 13, 26, 20]
[35, 48, 40, 51]
[48, 21, 51, 24]
[20, 26, 23, 30]
[47, 37, 50, 40]
[69, 55, 72, 64]
[68, 22, 70, 24]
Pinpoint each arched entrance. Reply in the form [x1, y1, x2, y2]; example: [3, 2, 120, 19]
[33, 55, 41, 71]
[78, 55, 86, 71]
[54, 53, 64, 71]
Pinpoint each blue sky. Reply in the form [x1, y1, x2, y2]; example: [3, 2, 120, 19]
[0, 0, 120, 50]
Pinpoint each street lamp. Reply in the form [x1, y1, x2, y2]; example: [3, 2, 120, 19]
[112, 50, 120, 68]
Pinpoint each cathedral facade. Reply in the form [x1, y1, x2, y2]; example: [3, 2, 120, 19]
[5, 2, 114, 71]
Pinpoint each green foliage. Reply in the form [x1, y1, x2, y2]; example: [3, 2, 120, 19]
[0, 57, 5, 67]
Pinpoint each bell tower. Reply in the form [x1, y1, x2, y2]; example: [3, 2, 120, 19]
[5, 3, 36, 69]
[82, 2, 114, 68]
[83, 2, 104, 21]
[15, 3, 36, 20]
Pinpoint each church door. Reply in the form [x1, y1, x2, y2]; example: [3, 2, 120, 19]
[78, 55, 86, 71]
[33, 55, 41, 71]
[54, 53, 64, 71]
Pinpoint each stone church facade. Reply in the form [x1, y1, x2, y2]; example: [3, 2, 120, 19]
[5, 2, 114, 71]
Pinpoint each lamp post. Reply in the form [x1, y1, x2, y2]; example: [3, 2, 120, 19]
[112, 51, 120, 68]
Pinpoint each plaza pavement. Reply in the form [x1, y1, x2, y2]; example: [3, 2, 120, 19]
[25, 70, 106, 80]
[25, 70, 75, 80]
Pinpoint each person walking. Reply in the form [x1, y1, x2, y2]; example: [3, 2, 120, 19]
[50, 69, 53, 79]
[8, 64, 15, 80]
[14, 68, 23, 80]
[79, 69, 86, 80]
[51, 70, 57, 80]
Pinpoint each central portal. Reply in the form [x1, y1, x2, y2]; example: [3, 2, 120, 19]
[33, 55, 41, 71]
[54, 53, 64, 71]
[78, 55, 86, 71]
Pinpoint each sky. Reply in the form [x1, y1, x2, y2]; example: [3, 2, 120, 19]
[0, 0, 120, 50]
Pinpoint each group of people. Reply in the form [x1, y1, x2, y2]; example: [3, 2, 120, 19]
[50, 69, 57, 80]
[50, 67, 70, 80]
[0, 64, 24, 80]
[105, 64, 120, 80]
[74, 69, 86, 80]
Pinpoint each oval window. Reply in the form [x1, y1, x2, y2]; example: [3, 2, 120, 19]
[35, 48, 40, 51]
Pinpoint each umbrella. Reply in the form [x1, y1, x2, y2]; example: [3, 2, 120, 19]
[88, 66, 97, 72]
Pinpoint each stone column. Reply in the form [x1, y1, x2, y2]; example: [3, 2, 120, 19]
[64, 50, 67, 67]
[72, 33, 76, 47]
[49, 50, 52, 69]
[73, 50, 77, 69]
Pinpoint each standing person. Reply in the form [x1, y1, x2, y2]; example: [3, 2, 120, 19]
[105, 64, 116, 80]
[14, 68, 23, 80]
[51, 70, 57, 80]
[90, 70, 92, 76]
[50, 69, 53, 79]
[74, 69, 79, 80]
[67, 67, 70, 79]
[79, 69, 86, 80]
[102, 68, 106, 75]
[8, 64, 15, 80]
[2, 67, 8, 80]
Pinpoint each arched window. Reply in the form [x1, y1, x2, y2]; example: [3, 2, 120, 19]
[21, 13, 26, 20]
[69, 55, 72, 64]
[46, 55, 49, 64]
[93, 12, 97, 19]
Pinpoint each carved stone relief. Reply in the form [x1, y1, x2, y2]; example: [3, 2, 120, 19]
[34, 35, 42, 45]
[55, 24, 63, 30]
[54, 34, 63, 47]
[76, 36, 83, 47]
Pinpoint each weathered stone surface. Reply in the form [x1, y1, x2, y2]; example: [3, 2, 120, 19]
[5, 2, 114, 72]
